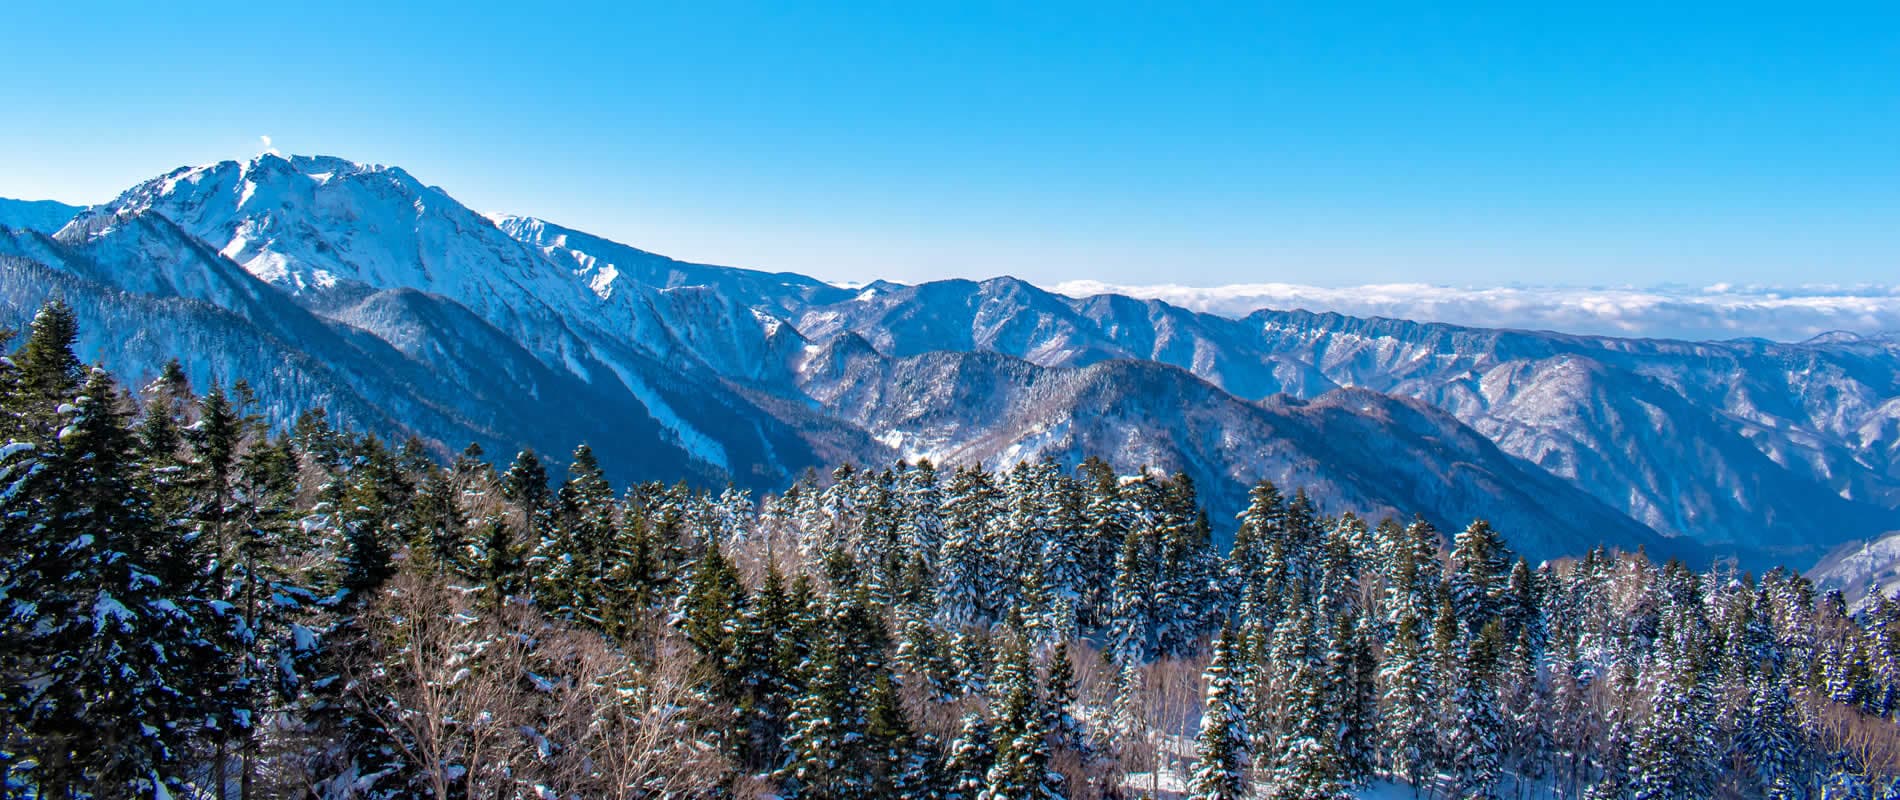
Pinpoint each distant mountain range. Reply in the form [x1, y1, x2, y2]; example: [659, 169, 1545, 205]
[4, 154, 1896, 568]
[1050, 278, 1900, 343]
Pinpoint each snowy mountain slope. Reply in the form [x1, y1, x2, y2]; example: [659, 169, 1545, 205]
[0, 197, 83, 234]
[794, 341, 1688, 563]
[493, 214, 851, 313]
[795, 277, 1900, 558]
[0, 217, 801, 489]
[69, 154, 861, 484]
[1807, 530, 1900, 609]
[16, 150, 1899, 567]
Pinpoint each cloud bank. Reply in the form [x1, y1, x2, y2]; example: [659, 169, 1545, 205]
[1049, 280, 1900, 343]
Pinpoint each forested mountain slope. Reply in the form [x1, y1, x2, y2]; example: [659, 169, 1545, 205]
[2, 152, 1895, 566]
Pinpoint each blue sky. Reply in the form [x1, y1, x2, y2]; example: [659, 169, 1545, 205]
[1, 1, 1895, 287]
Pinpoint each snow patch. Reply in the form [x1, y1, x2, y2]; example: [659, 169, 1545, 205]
[591, 353, 730, 471]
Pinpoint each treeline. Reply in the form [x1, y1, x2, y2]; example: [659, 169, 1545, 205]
[3, 300, 1900, 799]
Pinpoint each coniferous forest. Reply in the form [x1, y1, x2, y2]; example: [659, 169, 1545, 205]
[7, 301, 1900, 800]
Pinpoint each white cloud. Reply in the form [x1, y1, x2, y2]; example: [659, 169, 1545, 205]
[1049, 280, 1900, 343]
[258, 135, 281, 156]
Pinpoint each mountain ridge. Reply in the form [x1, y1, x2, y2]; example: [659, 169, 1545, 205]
[5, 151, 1896, 568]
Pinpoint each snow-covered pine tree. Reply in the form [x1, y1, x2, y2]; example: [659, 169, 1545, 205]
[1108, 523, 1158, 665]
[1630, 620, 1717, 800]
[1272, 605, 1346, 800]
[680, 541, 748, 701]
[983, 635, 1064, 800]
[897, 458, 944, 568]
[1034, 641, 1085, 772]
[1189, 627, 1250, 800]
[779, 585, 887, 800]
[1451, 519, 1512, 633]
[337, 435, 405, 600]
[730, 560, 802, 771]
[546, 444, 615, 622]
[1075, 457, 1126, 629]
[1447, 620, 1507, 800]
[5, 358, 208, 796]
[865, 671, 932, 798]
[1154, 472, 1215, 657]
[499, 448, 553, 594]
[1378, 609, 1436, 788]
[945, 712, 996, 800]
[407, 467, 472, 577]
[939, 464, 1001, 627]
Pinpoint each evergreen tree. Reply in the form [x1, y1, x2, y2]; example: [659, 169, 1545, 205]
[1272, 606, 1344, 800]
[1449, 620, 1506, 800]
[1189, 627, 1249, 800]
[1044, 638, 1085, 757]
[1451, 519, 1512, 632]
[407, 467, 470, 576]
[983, 636, 1063, 800]
[865, 672, 932, 798]
[1333, 610, 1379, 785]
[680, 541, 748, 701]
[545, 444, 615, 622]
[6, 365, 209, 796]
[940, 465, 1003, 624]
[944, 712, 995, 800]
[1378, 610, 1436, 788]
[1076, 457, 1126, 629]
[1108, 524, 1157, 665]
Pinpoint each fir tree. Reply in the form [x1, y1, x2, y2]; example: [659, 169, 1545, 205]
[944, 712, 995, 800]
[1449, 620, 1506, 800]
[1189, 627, 1249, 800]
[865, 671, 932, 798]
[983, 636, 1063, 800]
[1378, 610, 1436, 789]
[1451, 519, 1512, 632]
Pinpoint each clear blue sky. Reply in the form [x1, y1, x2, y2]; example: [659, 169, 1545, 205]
[2, 1, 1895, 287]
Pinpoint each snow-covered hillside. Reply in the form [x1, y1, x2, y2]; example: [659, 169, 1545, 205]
[1808, 530, 1900, 608]
[4, 151, 1896, 568]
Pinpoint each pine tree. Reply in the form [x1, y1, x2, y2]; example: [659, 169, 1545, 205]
[407, 467, 471, 576]
[544, 444, 615, 622]
[865, 671, 932, 798]
[8, 301, 81, 438]
[1154, 472, 1214, 657]
[1378, 610, 1436, 788]
[1449, 620, 1506, 800]
[1451, 519, 1512, 633]
[1076, 457, 1126, 629]
[735, 561, 801, 770]
[1631, 622, 1717, 800]
[337, 436, 402, 599]
[477, 519, 523, 608]
[983, 636, 1063, 800]
[1335, 611, 1379, 786]
[7, 365, 208, 795]
[1272, 606, 1344, 800]
[501, 448, 554, 598]
[1109, 524, 1157, 665]
[940, 465, 1003, 624]
[779, 616, 868, 799]
[1189, 627, 1250, 800]
[945, 712, 995, 800]
[896, 458, 944, 567]
[680, 541, 748, 700]
[1044, 638, 1085, 757]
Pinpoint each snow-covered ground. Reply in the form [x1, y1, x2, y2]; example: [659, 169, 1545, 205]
[1117, 770, 1561, 799]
